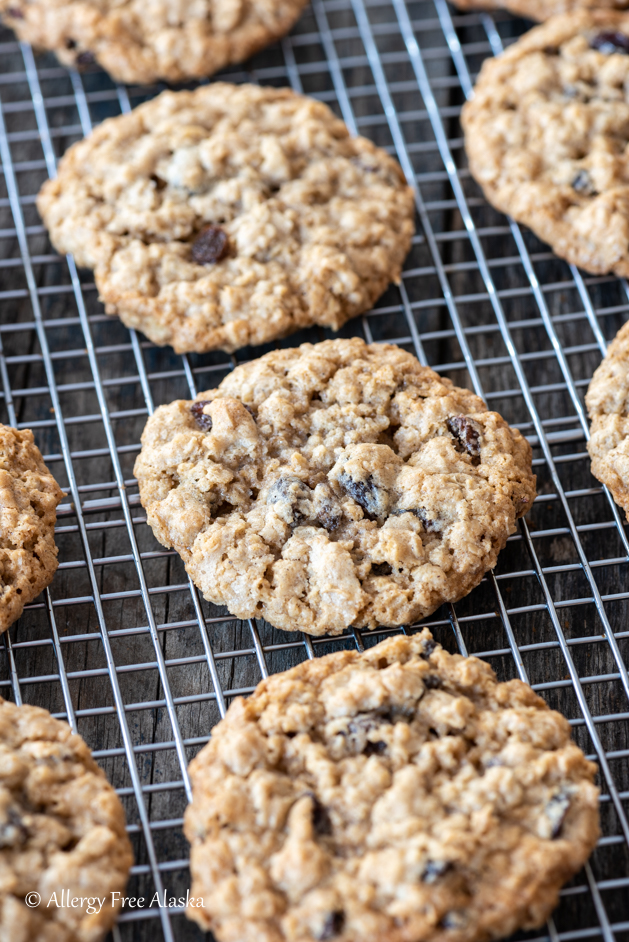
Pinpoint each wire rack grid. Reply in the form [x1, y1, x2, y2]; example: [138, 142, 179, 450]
[0, 1, 627, 940]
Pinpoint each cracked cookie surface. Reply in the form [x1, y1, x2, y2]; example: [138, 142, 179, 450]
[184, 630, 600, 942]
[134, 338, 536, 636]
[586, 319, 629, 515]
[0, 424, 63, 633]
[0, 697, 133, 941]
[462, 12, 629, 277]
[37, 84, 415, 354]
[0, 0, 308, 85]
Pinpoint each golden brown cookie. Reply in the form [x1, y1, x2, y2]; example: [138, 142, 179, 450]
[0, 0, 309, 85]
[0, 424, 63, 633]
[184, 629, 600, 942]
[0, 697, 133, 941]
[134, 338, 536, 636]
[462, 12, 629, 277]
[37, 84, 415, 355]
[586, 319, 629, 515]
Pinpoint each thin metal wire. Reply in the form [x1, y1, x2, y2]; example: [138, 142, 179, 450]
[0, 2, 625, 940]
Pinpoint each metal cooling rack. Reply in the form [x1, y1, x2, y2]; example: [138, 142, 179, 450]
[0, 1, 627, 940]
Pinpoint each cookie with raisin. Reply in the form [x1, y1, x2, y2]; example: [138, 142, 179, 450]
[0, 0, 309, 85]
[0, 697, 133, 940]
[462, 12, 629, 276]
[37, 83, 415, 354]
[0, 424, 63, 632]
[134, 338, 536, 635]
[184, 630, 599, 942]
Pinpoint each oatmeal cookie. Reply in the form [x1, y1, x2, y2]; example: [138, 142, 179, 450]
[37, 84, 415, 355]
[586, 319, 629, 515]
[453, 0, 628, 22]
[0, 696, 133, 941]
[184, 629, 600, 942]
[134, 338, 536, 636]
[0, 424, 63, 633]
[0, 0, 308, 85]
[462, 11, 629, 277]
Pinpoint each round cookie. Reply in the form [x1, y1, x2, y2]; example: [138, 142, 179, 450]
[452, 0, 628, 22]
[37, 84, 415, 355]
[0, 424, 64, 633]
[0, 696, 133, 941]
[462, 12, 629, 277]
[184, 629, 600, 942]
[0, 0, 309, 85]
[586, 319, 629, 515]
[134, 338, 536, 636]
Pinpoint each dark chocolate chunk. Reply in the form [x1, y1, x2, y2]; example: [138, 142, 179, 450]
[76, 50, 95, 66]
[0, 807, 27, 848]
[423, 674, 442, 689]
[422, 859, 450, 884]
[318, 911, 345, 940]
[338, 473, 381, 518]
[546, 790, 571, 838]
[420, 638, 438, 659]
[371, 562, 392, 576]
[447, 415, 481, 465]
[308, 794, 333, 836]
[572, 169, 595, 195]
[591, 30, 629, 54]
[191, 225, 229, 265]
[65, 37, 76, 48]
[190, 400, 213, 431]
[364, 740, 387, 756]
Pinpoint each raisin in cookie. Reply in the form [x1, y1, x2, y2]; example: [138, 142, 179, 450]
[462, 12, 629, 277]
[134, 338, 536, 636]
[0, 0, 308, 85]
[184, 629, 600, 942]
[586, 319, 629, 515]
[37, 84, 415, 355]
[0, 696, 133, 941]
[452, 0, 628, 22]
[0, 424, 63, 633]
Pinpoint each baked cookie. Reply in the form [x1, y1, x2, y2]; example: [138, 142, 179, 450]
[452, 0, 628, 22]
[0, 696, 133, 941]
[0, 424, 63, 633]
[184, 629, 600, 942]
[0, 0, 309, 85]
[37, 84, 415, 355]
[462, 12, 629, 277]
[586, 319, 629, 515]
[134, 338, 536, 636]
